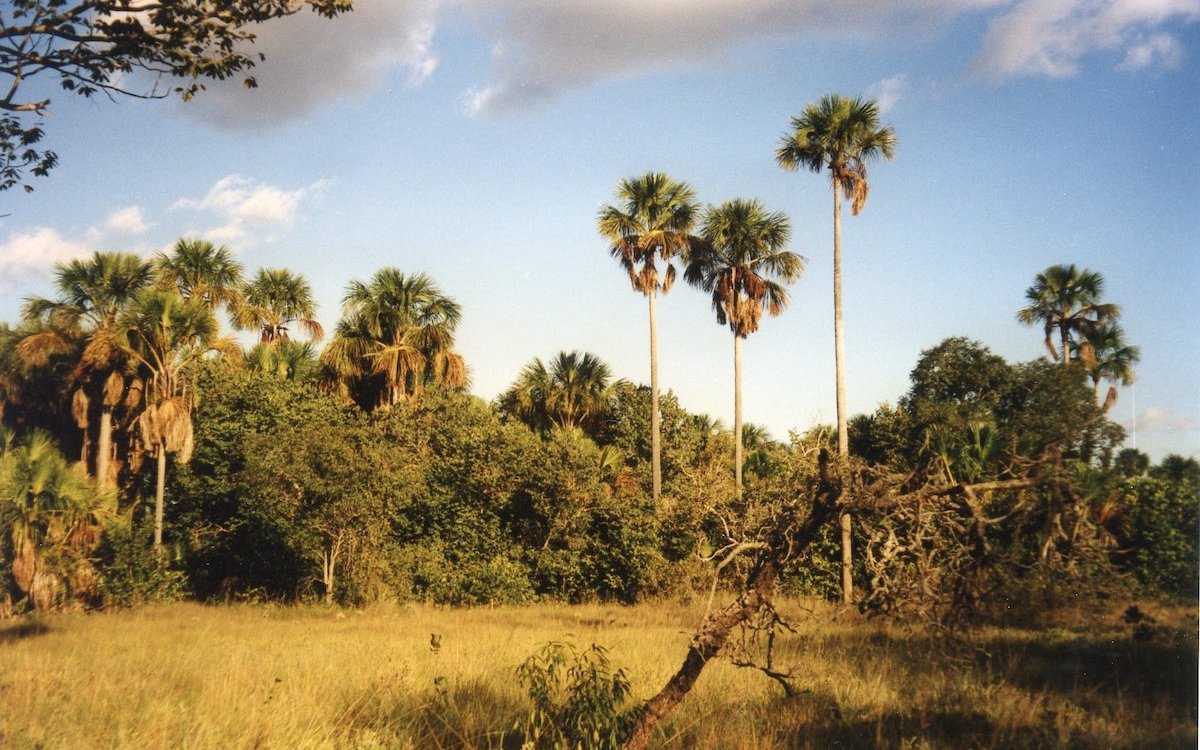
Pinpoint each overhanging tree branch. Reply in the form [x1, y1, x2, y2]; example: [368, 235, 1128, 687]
[0, 0, 352, 192]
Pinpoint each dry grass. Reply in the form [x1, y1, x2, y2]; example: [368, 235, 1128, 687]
[0, 598, 1195, 749]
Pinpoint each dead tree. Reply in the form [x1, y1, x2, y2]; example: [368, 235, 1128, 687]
[620, 453, 1085, 749]
[621, 450, 842, 750]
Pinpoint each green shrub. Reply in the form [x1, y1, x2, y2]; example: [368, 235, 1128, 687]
[97, 520, 185, 607]
[516, 641, 632, 749]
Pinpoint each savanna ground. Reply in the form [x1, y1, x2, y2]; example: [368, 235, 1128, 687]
[1, 598, 1196, 749]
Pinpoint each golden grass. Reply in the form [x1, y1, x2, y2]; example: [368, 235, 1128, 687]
[0, 599, 1195, 749]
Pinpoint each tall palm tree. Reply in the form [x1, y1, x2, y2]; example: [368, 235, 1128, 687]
[320, 268, 465, 409]
[116, 290, 241, 548]
[153, 238, 244, 315]
[777, 94, 895, 603]
[18, 252, 153, 488]
[235, 268, 324, 344]
[499, 350, 616, 434]
[686, 198, 804, 498]
[1017, 264, 1120, 372]
[1073, 322, 1139, 412]
[598, 172, 700, 505]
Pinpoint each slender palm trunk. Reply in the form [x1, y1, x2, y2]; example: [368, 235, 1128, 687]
[648, 291, 662, 505]
[833, 182, 853, 604]
[96, 407, 114, 489]
[734, 334, 743, 500]
[154, 448, 166, 549]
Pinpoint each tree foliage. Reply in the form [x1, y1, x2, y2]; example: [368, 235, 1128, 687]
[0, 0, 351, 191]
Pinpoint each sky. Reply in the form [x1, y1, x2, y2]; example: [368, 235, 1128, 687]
[1, 0, 1197, 461]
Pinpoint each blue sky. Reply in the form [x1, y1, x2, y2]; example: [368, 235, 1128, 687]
[1, 0, 1197, 460]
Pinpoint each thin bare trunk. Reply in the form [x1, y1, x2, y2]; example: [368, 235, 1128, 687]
[833, 183, 853, 604]
[154, 448, 166, 549]
[96, 407, 114, 489]
[323, 549, 335, 606]
[734, 334, 743, 499]
[648, 291, 662, 505]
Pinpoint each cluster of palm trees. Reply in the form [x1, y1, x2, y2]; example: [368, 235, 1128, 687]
[1, 241, 471, 553]
[600, 94, 895, 600]
[598, 176, 806, 504]
[1017, 263, 1139, 412]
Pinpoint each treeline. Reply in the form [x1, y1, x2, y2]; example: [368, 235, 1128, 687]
[1, 247, 1195, 612]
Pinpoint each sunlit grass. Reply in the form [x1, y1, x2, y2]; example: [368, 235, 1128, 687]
[1, 599, 1194, 749]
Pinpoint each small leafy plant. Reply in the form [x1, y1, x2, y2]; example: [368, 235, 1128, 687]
[516, 641, 632, 749]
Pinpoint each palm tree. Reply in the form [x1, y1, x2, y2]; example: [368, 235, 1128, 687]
[235, 268, 324, 344]
[320, 268, 465, 409]
[18, 252, 153, 488]
[0, 428, 114, 609]
[500, 351, 616, 434]
[777, 94, 895, 603]
[598, 172, 700, 505]
[116, 290, 242, 548]
[246, 339, 318, 382]
[1017, 264, 1120, 372]
[686, 198, 804, 498]
[1074, 322, 1139, 412]
[153, 238, 244, 314]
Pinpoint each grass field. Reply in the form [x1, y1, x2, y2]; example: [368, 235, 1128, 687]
[1, 598, 1195, 749]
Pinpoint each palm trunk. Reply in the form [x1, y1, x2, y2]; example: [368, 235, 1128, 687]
[734, 334, 743, 500]
[154, 447, 166, 549]
[648, 291, 662, 505]
[833, 183, 853, 604]
[96, 406, 114, 489]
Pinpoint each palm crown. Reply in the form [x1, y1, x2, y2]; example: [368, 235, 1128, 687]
[598, 172, 700, 296]
[321, 268, 465, 408]
[236, 268, 324, 343]
[1017, 264, 1120, 367]
[499, 350, 615, 433]
[776, 94, 896, 215]
[687, 199, 805, 338]
[153, 238, 244, 313]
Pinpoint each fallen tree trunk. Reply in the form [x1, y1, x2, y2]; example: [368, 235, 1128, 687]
[621, 452, 841, 750]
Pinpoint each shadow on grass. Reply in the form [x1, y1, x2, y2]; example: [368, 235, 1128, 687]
[757, 691, 1105, 750]
[338, 676, 528, 749]
[0, 620, 51, 644]
[983, 630, 1198, 712]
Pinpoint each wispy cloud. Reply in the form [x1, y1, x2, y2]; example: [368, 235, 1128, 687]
[972, 0, 1199, 78]
[163, 0, 1196, 123]
[867, 74, 908, 114]
[1126, 405, 1199, 433]
[170, 175, 326, 245]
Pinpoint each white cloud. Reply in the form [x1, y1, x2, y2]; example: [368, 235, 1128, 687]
[180, 0, 442, 129]
[168, 0, 1196, 123]
[867, 74, 908, 114]
[972, 0, 1199, 78]
[0, 227, 93, 281]
[456, 0, 1012, 114]
[458, 85, 498, 117]
[1117, 31, 1184, 68]
[104, 205, 149, 235]
[171, 175, 325, 246]
[1127, 405, 1199, 433]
